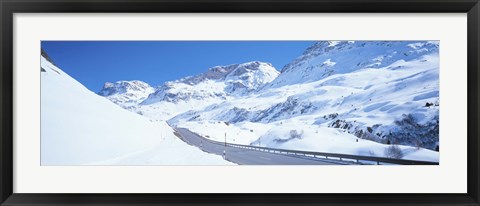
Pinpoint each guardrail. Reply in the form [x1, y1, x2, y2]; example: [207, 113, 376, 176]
[174, 128, 439, 165]
[226, 143, 438, 165]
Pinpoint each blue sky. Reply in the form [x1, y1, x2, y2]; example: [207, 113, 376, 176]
[41, 41, 315, 92]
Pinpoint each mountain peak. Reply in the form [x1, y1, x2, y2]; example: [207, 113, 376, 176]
[141, 61, 279, 105]
[98, 80, 155, 109]
[180, 61, 276, 86]
[98, 80, 152, 96]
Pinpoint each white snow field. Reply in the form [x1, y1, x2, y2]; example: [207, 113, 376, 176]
[171, 119, 438, 162]
[41, 56, 233, 165]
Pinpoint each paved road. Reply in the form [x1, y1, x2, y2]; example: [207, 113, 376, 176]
[174, 128, 343, 165]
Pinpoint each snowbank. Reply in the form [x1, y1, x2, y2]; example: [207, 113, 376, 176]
[41, 56, 232, 165]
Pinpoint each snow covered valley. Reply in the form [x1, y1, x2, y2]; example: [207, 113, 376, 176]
[42, 41, 440, 164]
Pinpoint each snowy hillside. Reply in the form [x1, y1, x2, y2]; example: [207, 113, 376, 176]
[98, 80, 155, 110]
[91, 41, 440, 162]
[268, 41, 439, 88]
[41, 54, 232, 165]
[166, 41, 440, 162]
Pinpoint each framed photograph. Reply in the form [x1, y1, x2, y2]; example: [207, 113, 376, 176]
[1, 0, 479, 205]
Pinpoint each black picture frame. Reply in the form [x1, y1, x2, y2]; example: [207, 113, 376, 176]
[1, 0, 479, 205]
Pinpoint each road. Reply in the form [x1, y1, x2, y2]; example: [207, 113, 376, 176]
[174, 128, 344, 165]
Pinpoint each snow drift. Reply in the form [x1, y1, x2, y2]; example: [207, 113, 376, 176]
[41, 54, 232, 165]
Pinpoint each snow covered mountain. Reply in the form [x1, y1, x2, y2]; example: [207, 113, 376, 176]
[166, 41, 440, 161]
[141, 61, 279, 104]
[268, 41, 439, 88]
[94, 41, 439, 162]
[97, 80, 154, 110]
[106, 61, 280, 121]
[41, 52, 232, 165]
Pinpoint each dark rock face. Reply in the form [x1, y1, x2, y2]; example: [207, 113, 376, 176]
[326, 114, 439, 150]
[41, 49, 56, 65]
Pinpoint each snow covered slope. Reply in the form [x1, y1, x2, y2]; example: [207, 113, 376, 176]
[41, 54, 232, 165]
[92, 41, 439, 162]
[268, 41, 439, 88]
[97, 80, 154, 110]
[166, 41, 440, 162]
